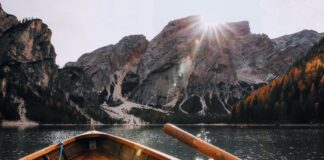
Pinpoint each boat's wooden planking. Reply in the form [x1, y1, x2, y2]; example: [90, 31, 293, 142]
[20, 131, 178, 160]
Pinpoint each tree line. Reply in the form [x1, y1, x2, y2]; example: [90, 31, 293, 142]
[232, 38, 324, 123]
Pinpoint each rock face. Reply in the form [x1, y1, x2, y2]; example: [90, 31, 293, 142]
[232, 37, 324, 123]
[0, 20, 56, 82]
[130, 16, 241, 121]
[270, 30, 324, 75]
[0, 19, 74, 122]
[0, 4, 18, 36]
[125, 16, 323, 122]
[0, 5, 112, 123]
[64, 16, 323, 124]
[0, 19, 114, 123]
[66, 35, 148, 106]
[56, 66, 115, 123]
[0, 5, 322, 124]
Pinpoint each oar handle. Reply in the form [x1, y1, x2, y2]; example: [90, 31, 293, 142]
[163, 123, 240, 160]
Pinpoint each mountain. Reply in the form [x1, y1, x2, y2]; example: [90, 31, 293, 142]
[0, 5, 322, 124]
[0, 5, 114, 123]
[69, 16, 323, 123]
[0, 3, 18, 36]
[232, 38, 324, 123]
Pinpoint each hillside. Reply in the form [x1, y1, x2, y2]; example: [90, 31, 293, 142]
[0, 3, 323, 124]
[68, 16, 323, 124]
[232, 38, 324, 123]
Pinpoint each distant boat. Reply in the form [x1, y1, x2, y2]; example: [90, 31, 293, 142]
[20, 124, 240, 160]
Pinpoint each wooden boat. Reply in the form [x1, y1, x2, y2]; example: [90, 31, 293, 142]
[20, 124, 240, 160]
[20, 130, 178, 160]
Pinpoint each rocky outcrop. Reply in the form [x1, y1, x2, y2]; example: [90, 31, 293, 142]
[269, 30, 324, 75]
[0, 18, 120, 123]
[0, 19, 116, 123]
[232, 37, 324, 123]
[56, 66, 115, 123]
[130, 16, 241, 121]
[62, 16, 323, 124]
[0, 4, 322, 124]
[0, 19, 55, 65]
[0, 19, 68, 122]
[63, 16, 323, 123]
[126, 16, 323, 122]
[66, 35, 148, 106]
[226, 21, 251, 36]
[0, 4, 18, 36]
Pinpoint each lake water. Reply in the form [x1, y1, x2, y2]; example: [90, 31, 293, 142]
[1, 125, 324, 160]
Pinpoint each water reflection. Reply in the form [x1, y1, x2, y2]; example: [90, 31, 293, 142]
[195, 157, 214, 160]
[196, 127, 211, 143]
[1, 126, 324, 160]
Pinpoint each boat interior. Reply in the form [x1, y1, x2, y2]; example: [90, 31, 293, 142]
[21, 131, 177, 160]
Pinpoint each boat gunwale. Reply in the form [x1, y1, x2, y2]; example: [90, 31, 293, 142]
[19, 130, 179, 160]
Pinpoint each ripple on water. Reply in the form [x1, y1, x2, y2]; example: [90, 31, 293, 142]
[1, 127, 324, 160]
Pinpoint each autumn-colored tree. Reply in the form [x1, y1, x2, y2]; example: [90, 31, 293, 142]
[232, 37, 324, 123]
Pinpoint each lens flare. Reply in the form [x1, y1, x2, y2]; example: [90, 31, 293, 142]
[199, 16, 222, 28]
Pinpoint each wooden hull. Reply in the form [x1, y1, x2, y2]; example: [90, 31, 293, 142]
[20, 130, 179, 160]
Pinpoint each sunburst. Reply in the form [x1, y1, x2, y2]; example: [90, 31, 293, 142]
[175, 16, 230, 80]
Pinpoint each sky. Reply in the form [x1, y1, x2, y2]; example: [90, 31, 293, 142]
[2, 0, 324, 67]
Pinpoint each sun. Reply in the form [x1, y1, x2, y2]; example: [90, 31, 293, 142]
[193, 16, 226, 43]
[196, 16, 226, 40]
[198, 16, 223, 28]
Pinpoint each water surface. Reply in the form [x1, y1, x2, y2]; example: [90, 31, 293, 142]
[1, 125, 324, 160]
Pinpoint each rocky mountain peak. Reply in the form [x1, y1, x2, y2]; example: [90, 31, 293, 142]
[0, 6, 104, 123]
[0, 3, 4, 15]
[161, 16, 251, 37]
[127, 16, 323, 122]
[1, 4, 323, 124]
[226, 21, 250, 36]
[0, 4, 18, 36]
[59, 17, 261, 123]
[273, 29, 322, 49]
[165, 16, 200, 28]
[0, 19, 55, 65]
[131, 17, 256, 114]
[62, 35, 150, 118]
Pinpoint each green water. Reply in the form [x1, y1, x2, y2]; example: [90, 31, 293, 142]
[1, 125, 324, 160]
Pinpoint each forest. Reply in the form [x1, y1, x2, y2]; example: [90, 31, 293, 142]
[232, 38, 324, 123]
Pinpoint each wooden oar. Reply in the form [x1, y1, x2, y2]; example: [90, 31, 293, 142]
[163, 123, 240, 160]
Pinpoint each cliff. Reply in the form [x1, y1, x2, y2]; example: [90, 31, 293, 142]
[69, 16, 322, 123]
[232, 38, 324, 123]
[0, 6, 323, 124]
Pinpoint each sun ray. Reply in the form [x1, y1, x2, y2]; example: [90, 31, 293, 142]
[171, 16, 233, 103]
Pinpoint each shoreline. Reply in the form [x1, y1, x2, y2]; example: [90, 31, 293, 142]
[1, 121, 324, 129]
